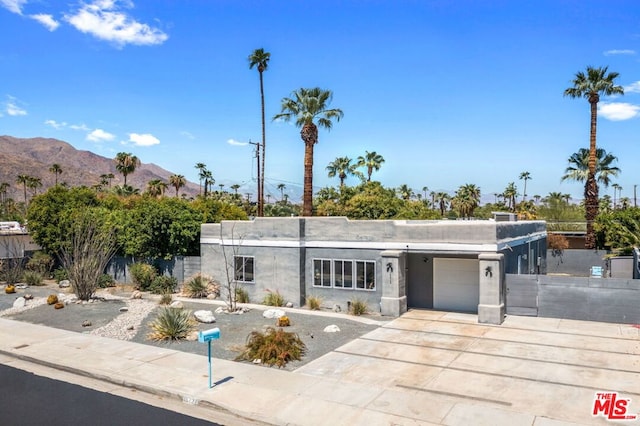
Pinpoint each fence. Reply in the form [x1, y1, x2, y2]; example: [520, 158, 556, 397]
[106, 256, 201, 287]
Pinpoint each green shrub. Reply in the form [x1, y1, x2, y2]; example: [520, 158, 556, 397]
[235, 327, 306, 368]
[22, 271, 44, 286]
[263, 289, 284, 307]
[349, 298, 368, 316]
[149, 275, 177, 295]
[235, 286, 249, 303]
[97, 273, 115, 288]
[129, 263, 157, 291]
[159, 293, 173, 305]
[53, 267, 69, 283]
[26, 252, 53, 275]
[147, 307, 196, 341]
[1, 258, 24, 285]
[306, 295, 322, 311]
[184, 274, 210, 298]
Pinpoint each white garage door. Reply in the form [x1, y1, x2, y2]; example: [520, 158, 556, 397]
[433, 258, 479, 313]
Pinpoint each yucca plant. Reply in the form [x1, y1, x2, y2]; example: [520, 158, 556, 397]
[184, 274, 210, 298]
[147, 307, 196, 341]
[349, 298, 368, 316]
[236, 327, 306, 368]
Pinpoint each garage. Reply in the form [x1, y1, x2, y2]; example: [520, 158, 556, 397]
[433, 258, 479, 313]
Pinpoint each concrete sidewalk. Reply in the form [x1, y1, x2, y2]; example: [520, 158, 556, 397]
[1, 311, 639, 425]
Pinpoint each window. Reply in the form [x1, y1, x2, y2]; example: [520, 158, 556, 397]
[234, 256, 254, 282]
[313, 259, 375, 291]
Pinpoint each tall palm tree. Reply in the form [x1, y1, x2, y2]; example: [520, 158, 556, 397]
[49, 163, 63, 185]
[503, 182, 518, 212]
[230, 184, 241, 199]
[27, 176, 42, 196]
[195, 163, 207, 195]
[435, 192, 451, 217]
[452, 184, 481, 218]
[273, 87, 343, 216]
[249, 48, 271, 217]
[202, 170, 214, 198]
[612, 183, 620, 209]
[169, 174, 186, 198]
[16, 174, 30, 204]
[519, 171, 531, 202]
[115, 152, 141, 187]
[397, 184, 414, 201]
[146, 179, 165, 197]
[357, 151, 385, 182]
[326, 156, 360, 187]
[100, 173, 115, 188]
[277, 183, 286, 202]
[564, 66, 624, 248]
[561, 148, 620, 189]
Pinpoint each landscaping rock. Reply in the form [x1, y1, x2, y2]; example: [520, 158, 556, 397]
[215, 306, 226, 314]
[186, 331, 199, 341]
[23, 294, 33, 300]
[206, 294, 217, 300]
[324, 325, 341, 333]
[119, 307, 128, 313]
[169, 300, 184, 309]
[13, 297, 26, 309]
[82, 320, 92, 327]
[263, 308, 285, 319]
[194, 310, 215, 323]
[131, 291, 142, 299]
[333, 304, 342, 313]
[58, 280, 70, 288]
[285, 302, 294, 308]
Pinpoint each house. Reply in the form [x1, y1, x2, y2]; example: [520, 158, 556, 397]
[201, 216, 546, 325]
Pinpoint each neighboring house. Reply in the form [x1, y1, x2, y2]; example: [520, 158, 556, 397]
[201, 217, 546, 325]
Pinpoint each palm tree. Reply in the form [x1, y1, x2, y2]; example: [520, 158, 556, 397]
[422, 186, 429, 200]
[612, 183, 620, 209]
[326, 156, 360, 187]
[519, 171, 531, 202]
[435, 192, 451, 217]
[27, 176, 42, 196]
[169, 174, 186, 198]
[100, 173, 114, 188]
[230, 184, 241, 199]
[49, 163, 63, 185]
[503, 182, 518, 212]
[195, 163, 207, 195]
[397, 184, 414, 201]
[202, 170, 214, 197]
[452, 184, 481, 218]
[146, 179, 165, 197]
[357, 151, 385, 182]
[277, 183, 286, 202]
[561, 148, 620, 188]
[273, 87, 343, 216]
[249, 48, 271, 217]
[115, 152, 141, 187]
[0, 182, 10, 212]
[16, 174, 30, 204]
[564, 66, 624, 248]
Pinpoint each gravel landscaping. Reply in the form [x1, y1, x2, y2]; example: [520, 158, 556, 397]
[1, 282, 386, 371]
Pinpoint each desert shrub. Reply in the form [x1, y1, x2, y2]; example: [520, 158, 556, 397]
[263, 289, 284, 307]
[548, 233, 569, 257]
[149, 275, 177, 294]
[147, 307, 196, 341]
[22, 271, 44, 286]
[277, 316, 290, 327]
[26, 252, 54, 275]
[349, 298, 368, 316]
[1, 258, 24, 285]
[159, 293, 173, 305]
[53, 267, 69, 283]
[235, 287, 249, 303]
[97, 273, 115, 288]
[306, 295, 322, 311]
[129, 263, 157, 291]
[47, 294, 59, 305]
[184, 274, 211, 298]
[235, 327, 306, 368]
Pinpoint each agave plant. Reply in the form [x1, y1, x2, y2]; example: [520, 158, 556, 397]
[147, 307, 196, 341]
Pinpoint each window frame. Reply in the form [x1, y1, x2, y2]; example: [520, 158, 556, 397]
[233, 255, 255, 283]
[312, 258, 376, 291]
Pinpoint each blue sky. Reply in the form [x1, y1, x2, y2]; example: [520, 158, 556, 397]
[1, 0, 639, 204]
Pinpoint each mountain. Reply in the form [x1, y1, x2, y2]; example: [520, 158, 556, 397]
[0, 136, 199, 200]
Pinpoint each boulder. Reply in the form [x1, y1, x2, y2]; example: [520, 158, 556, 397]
[58, 280, 70, 288]
[169, 300, 184, 309]
[82, 320, 92, 327]
[333, 304, 342, 313]
[194, 310, 216, 323]
[119, 307, 129, 313]
[186, 331, 199, 341]
[285, 302, 294, 308]
[214, 306, 226, 314]
[323, 325, 341, 333]
[263, 309, 286, 319]
[12, 297, 26, 309]
[130, 291, 142, 299]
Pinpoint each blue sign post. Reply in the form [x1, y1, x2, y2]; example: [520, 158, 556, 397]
[198, 327, 220, 388]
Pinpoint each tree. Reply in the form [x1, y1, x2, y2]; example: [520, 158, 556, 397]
[326, 156, 360, 187]
[49, 164, 63, 186]
[248, 48, 271, 217]
[202, 170, 214, 198]
[519, 171, 531, 202]
[564, 66, 624, 248]
[274, 87, 343, 216]
[277, 183, 286, 202]
[16, 174, 30, 205]
[397, 184, 414, 201]
[612, 183, 620, 209]
[357, 151, 385, 182]
[452, 184, 481, 218]
[230, 184, 241, 199]
[195, 163, 207, 195]
[561, 148, 620, 188]
[435, 192, 450, 217]
[115, 152, 141, 186]
[27, 176, 42, 197]
[503, 182, 518, 212]
[169, 174, 186, 198]
[146, 179, 166, 198]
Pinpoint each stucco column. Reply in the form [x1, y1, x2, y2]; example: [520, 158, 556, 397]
[478, 253, 505, 324]
[380, 250, 407, 316]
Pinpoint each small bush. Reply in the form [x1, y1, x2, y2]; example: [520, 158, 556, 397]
[1, 258, 24, 285]
[306, 295, 322, 311]
[147, 307, 196, 341]
[53, 267, 69, 283]
[263, 289, 284, 307]
[47, 294, 59, 305]
[97, 274, 115, 288]
[349, 298, 368, 316]
[129, 263, 157, 291]
[235, 287, 249, 303]
[149, 275, 177, 295]
[277, 316, 290, 327]
[23, 271, 44, 286]
[236, 327, 306, 368]
[26, 252, 53, 275]
[184, 274, 211, 298]
[159, 293, 173, 305]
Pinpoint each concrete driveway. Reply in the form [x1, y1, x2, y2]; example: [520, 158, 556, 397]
[295, 310, 640, 425]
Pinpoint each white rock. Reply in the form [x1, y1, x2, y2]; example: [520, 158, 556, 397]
[206, 294, 217, 300]
[131, 290, 142, 299]
[214, 306, 225, 314]
[252, 359, 262, 364]
[194, 310, 216, 323]
[186, 331, 199, 341]
[58, 280, 70, 288]
[169, 300, 184, 309]
[263, 308, 286, 319]
[285, 302, 294, 308]
[13, 297, 26, 308]
[324, 325, 341, 333]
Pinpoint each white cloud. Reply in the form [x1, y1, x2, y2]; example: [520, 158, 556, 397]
[45, 119, 67, 129]
[599, 102, 640, 121]
[30, 14, 60, 31]
[227, 138, 248, 146]
[625, 81, 640, 94]
[70, 123, 90, 131]
[87, 128, 116, 142]
[5, 96, 27, 116]
[603, 49, 636, 56]
[181, 131, 195, 140]
[128, 132, 159, 146]
[0, 0, 27, 14]
[64, 0, 168, 47]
